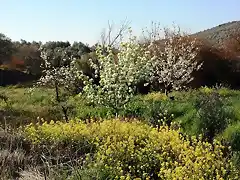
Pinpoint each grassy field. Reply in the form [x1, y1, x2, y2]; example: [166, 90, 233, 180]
[1, 85, 240, 179]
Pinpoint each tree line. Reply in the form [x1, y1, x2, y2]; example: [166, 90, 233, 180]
[1, 22, 240, 90]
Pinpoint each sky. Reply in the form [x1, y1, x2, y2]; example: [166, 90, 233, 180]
[1, 0, 239, 46]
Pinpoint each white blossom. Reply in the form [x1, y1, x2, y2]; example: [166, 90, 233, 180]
[35, 46, 84, 95]
[148, 31, 203, 94]
[80, 32, 153, 114]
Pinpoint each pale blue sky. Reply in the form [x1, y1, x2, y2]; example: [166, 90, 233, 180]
[1, 0, 239, 46]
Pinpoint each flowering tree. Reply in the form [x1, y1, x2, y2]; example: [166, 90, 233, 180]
[34, 46, 82, 121]
[145, 24, 203, 95]
[80, 30, 153, 116]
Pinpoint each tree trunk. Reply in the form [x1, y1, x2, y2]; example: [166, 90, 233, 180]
[54, 81, 69, 122]
[164, 88, 169, 97]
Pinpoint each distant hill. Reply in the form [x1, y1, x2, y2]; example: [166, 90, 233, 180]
[193, 21, 240, 47]
[147, 21, 240, 49]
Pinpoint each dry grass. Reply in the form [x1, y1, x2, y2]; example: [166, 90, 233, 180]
[0, 126, 32, 179]
[0, 149, 26, 178]
[19, 169, 45, 180]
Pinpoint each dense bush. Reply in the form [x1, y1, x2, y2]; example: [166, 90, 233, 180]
[221, 122, 240, 168]
[223, 122, 240, 152]
[23, 119, 239, 179]
[194, 91, 232, 142]
[123, 98, 175, 127]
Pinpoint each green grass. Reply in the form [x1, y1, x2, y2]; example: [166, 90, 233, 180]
[1, 86, 240, 129]
[0, 86, 61, 127]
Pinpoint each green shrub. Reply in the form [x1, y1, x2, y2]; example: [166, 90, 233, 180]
[23, 119, 239, 179]
[221, 122, 240, 169]
[232, 152, 240, 170]
[230, 131, 240, 152]
[76, 105, 114, 120]
[143, 101, 174, 127]
[143, 92, 168, 101]
[119, 97, 146, 119]
[222, 122, 240, 151]
[194, 91, 232, 142]
[120, 98, 175, 127]
[199, 86, 214, 94]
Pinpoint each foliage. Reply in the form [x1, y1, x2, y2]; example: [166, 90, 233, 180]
[194, 91, 231, 142]
[222, 122, 240, 152]
[80, 30, 153, 115]
[23, 119, 239, 179]
[71, 165, 117, 180]
[199, 86, 214, 94]
[220, 26, 240, 57]
[0, 33, 16, 64]
[2, 86, 239, 131]
[143, 92, 168, 101]
[69, 41, 92, 59]
[76, 51, 100, 86]
[122, 97, 175, 127]
[75, 94, 176, 126]
[39, 41, 91, 66]
[220, 122, 240, 169]
[38, 41, 93, 94]
[0, 93, 8, 103]
[13, 41, 42, 75]
[76, 105, 114, 120]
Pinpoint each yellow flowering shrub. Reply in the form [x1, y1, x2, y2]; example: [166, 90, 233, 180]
[143, 92, 168, 101]
[23, 119, 239, 179]
[199, 86, 213, 94]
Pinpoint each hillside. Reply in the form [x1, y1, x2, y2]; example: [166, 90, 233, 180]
[193, 21, 240, 47]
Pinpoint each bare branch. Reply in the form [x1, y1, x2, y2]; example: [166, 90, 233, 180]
[99, 18, 130, 48]
[140, 21, 163, 44]
[108, 20, 113, 45]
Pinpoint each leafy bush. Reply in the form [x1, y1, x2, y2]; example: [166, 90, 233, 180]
[194, 91, 232, 142]
[220, 122, 240, 169]
[229, 130, 240, 152]
[223, 123, 240, 148]
[119, 97, 175, 127]
[142, 101, 174, 127]
[76, 105, 114, 120]
[199, 86, 214, 94]
[199, 86, 240, 98]
[23, 119, 239, 179]
[143, 92, 168, 101]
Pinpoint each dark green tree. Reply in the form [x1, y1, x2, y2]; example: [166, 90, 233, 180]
[0, 33, 16, 64]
